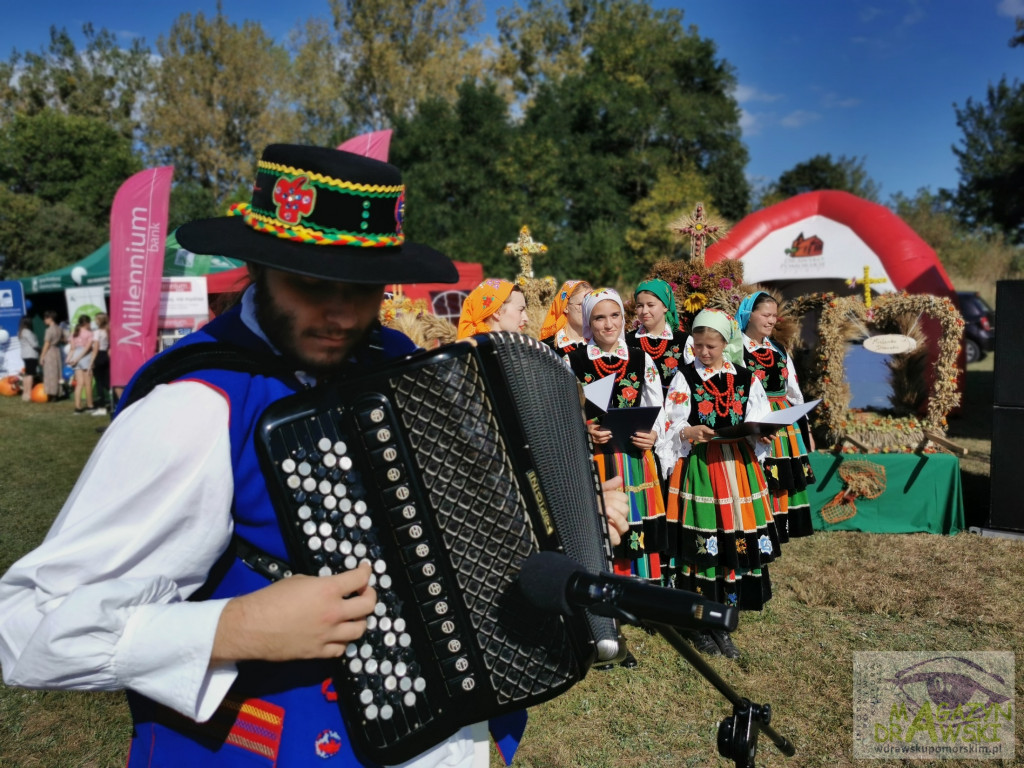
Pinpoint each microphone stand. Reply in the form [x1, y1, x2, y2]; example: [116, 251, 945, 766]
[641, 618, 796, 768]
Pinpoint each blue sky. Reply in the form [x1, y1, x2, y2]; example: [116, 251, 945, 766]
[1, 0, 1022, 204]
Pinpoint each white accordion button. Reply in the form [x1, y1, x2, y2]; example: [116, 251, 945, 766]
[307, 536, 322, 551]
[404, 691, 416, 707]
[333, 441, 347, 455]
[286, 475, 301, 489]
[318, 437, 332, 453]
[323, 453, 337, 468]
[298, 461, 311, 477]
[365, 704, 379, 721]
[281, 458, 296, 473]
[297, 505, 312, 520]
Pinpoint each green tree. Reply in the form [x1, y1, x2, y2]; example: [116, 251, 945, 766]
[493, 0, 593, 97]
[142, 9, 298, 205]
[327, 0, 488, 130]
[625, 166, 715, 269]
[0, 25, 153, 141]
[390, 80, 528, 275]
[288, 18, 352, 147]
[891, 188, 1022, 285]
[0, 110, 140, 227]
[0, 190, 103, 278]
[760, 154, 880, 207]
[500, 0, 748, 284]
[950, 76, 1024, 244]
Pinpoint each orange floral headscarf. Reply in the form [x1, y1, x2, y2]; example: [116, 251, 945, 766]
[457, 278, 515, 340]
[539, 280, 589, 340]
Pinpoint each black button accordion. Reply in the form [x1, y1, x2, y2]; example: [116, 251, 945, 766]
[256, 332, 620, 764]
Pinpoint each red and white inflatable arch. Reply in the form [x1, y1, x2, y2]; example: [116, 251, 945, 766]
[705, 190, 956, 300]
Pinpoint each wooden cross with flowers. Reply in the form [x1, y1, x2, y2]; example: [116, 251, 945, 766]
[504, 225, 548, 278]
[668, 202, 728, 262]
[848, 266, 888, 308]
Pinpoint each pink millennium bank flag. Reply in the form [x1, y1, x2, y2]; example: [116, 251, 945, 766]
[109, 166, 174, 387]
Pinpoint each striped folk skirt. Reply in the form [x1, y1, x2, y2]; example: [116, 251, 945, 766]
[665, 438, 780, 611]
[763, 396, 816, 540]
[595, 446, 667, 584]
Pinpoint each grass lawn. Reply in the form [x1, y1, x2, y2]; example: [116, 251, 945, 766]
[0, 358, 1020, 767]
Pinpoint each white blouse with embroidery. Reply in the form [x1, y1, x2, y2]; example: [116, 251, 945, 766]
[654, 359, 771, 475]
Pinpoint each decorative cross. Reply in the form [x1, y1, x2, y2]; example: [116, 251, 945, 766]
[504, 225, 547, 279]
[847, 266, 888, 308]
[668, 202, 727, 262]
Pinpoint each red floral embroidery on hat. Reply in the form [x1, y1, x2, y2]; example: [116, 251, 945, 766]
[273, 176, 316, 224]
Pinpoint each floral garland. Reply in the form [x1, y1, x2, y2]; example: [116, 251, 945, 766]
[814, 292, 963, 452]
[637, 258, 747, 332]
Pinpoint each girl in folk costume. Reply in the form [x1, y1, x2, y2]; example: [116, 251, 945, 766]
[456, 278, 529, 339]
[626, 279, 688, 396]
[656, 308, 780, 659]
[564, 289, 667, 583]
[539, 280, 591, 358]
[737, 291, 816, 540]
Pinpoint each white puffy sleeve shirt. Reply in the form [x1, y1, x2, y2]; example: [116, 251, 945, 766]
[655, 360, 772, 477]
[0, 382, 238, 722]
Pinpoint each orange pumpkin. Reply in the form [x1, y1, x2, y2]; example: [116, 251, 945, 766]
[0, 376, 21, 396]
[30, 382, 48, 403]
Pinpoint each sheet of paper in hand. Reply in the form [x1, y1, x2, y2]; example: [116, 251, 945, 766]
[713, 398, 821, 440]
[582, 374, 615, 421]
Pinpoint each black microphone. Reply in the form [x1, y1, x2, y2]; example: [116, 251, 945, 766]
[518, 551, 738, 631]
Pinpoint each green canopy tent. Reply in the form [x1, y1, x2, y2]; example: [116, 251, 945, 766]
[18, 231, 244, 295]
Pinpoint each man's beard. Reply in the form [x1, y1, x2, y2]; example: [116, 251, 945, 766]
[253, 277, 368, 376]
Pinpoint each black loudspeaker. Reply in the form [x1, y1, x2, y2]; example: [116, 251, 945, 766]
[993, 280, 1024, 407]
[989, 405, 1024, 532]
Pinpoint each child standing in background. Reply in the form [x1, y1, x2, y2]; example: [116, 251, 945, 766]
[737, 291, 816, 540]
[565, 289, 666, 584]
[656, 308, 780, 659]
[626, 279, 688, 397]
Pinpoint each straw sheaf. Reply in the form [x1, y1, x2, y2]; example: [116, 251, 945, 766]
[258, 161, 403, 196]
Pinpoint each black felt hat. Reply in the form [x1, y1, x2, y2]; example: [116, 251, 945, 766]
[176, 144, 457, 284]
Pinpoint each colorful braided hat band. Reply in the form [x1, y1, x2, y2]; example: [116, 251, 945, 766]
[233, 159, 407, 248]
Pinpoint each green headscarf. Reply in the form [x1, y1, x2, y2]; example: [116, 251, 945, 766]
[691, 308, 744, 366]
[634, 279, 679, 331]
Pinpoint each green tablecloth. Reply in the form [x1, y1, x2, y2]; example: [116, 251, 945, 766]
[808, 452, 965, 535]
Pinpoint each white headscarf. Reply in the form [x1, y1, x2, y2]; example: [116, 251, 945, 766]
[582, 288, 626, 344]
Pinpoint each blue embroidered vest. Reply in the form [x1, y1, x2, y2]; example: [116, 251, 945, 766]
[120, 306, 421, 767]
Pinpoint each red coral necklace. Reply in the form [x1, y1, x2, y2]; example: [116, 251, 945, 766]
[701, 373, 735, 417]
[594, 355, 629, 382]
[640, 335, 668, 357]
[749, 345, 775, 367]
